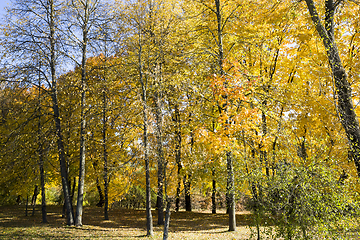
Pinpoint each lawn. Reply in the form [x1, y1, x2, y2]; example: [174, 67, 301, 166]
[0, 205, 255, 239]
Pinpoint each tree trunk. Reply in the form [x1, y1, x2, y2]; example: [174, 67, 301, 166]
[103, 174, 109, 220]
[144, 123, 153, 236]
[74, 0, 93, 227]
[31, 185, 39, 216]
[25, 195, 29, 216]
[92, 163, 104, 208]
[174, 104, 182, 212]
[40, 157, 47, 223]
[62, 177, 73, 219]
[251, 183, 261, 240]
[261, 109, 269, 177]
[102, 90, 109, 220]
[37, 83, 48, 223]
[71, 177, 76, 205]
[183, 175, 191, 212]
[49, 0, 74, 224]
[175, 175, 181, 212]
[184, 114, 194, 213]
[163, 198, 172, 240]
[62, 197, 66, 218]
[51, 41, 74, 225]
[138, 26, 153, 236]
[75, 31, 88, 228]
[212, 168, 216, 214]
[226, 152, 236, 231]
[75, 83, 87, 226]
[155, 91, 164, 225]
[305, 0, 360, 177]
[16, 195, 21, 205]
[163, 146, 170, 240]
[95, 177, 104, 207]
[214, 0, 236, 231]
[75, 95, 86, 227]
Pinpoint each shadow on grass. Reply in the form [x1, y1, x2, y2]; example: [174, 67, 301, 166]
[77, 206, 255, 232]
[0, 205, 255, 239]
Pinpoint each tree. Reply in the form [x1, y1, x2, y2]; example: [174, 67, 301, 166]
[304, 0, 360, 177]
[185, 0, 243, 231]
[0, 0, 75, 225]
[36, 64, 48, 223]
[65, 0, 106, 227]
[123, 0, 154, 234]
[1, 0, 360, 238]
[0, 85, 52, 210]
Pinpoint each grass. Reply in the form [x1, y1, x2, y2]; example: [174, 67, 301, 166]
[0, 205, 255, 239]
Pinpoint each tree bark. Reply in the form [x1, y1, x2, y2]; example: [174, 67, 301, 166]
[163, 145, 170, 240]
[62, 196, 66, 218]
[25, 195, 29, 216]
[102, 90, 109, 220]
[183, 174, 192, 212]
[49, 0, 74, 225]
[40, 153, 47, 223]
[95, 177, 104, 207]
[53, 76, 74, 226]
[184, 114, 194, 213]
[226, 152, 236, 231]
[214, 0, 236, 231]
[76, 91, 87, 226]
[163, 198, 172, 240]
[144, 109, 153, 235]
[261, 108, 269, 177]
[31, 185, 39, 216]
[154, 85, 164, 225]
[175, 171, 181, 212]
[75, 0, 90, 226]
[37, 80, 48, 223]
[304, 0, 360, 177]
[138, 23, 153, 236]
[212, 168, 216, 214]
[71, 177, 76, 205]
[174, 104, 182, 212]
[92, 163, 104, 208]
[155, 97, 164, 225]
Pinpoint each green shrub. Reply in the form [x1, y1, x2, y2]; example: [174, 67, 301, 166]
[247, 162, 358, 240]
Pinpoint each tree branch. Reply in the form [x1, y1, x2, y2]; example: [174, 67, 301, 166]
[304, 0, 333, 53]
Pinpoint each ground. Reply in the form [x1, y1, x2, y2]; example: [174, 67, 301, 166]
[0, 205, 256, 239]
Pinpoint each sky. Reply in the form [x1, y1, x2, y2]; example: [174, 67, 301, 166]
[0, 0, 10, 17]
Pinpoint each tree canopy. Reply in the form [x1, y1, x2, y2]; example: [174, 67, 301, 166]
[0, 0, 359, 238]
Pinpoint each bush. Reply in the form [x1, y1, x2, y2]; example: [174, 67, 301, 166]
[115, 185, 156, 209]
[247, 162, 358, 240]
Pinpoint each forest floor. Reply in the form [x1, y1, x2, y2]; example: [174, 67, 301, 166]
[0, 205, 256, 239]
[1, 205, 359, 239]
